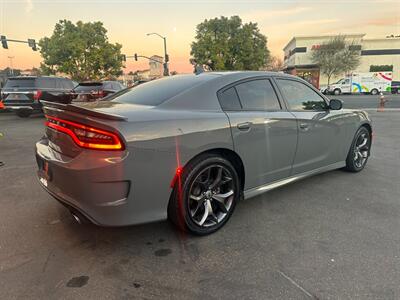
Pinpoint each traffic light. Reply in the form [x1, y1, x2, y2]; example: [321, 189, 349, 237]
[1, 36, 8, 49]
[165, 54, 169, 62]
[134, 53, 138, 61]
[121, 54, 126, 62]
[28, 39, 37, 51]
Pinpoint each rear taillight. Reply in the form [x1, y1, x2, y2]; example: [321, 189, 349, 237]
[45, 115, 124, 150]
[33, 90, 42, 101]
[98, 90, 105, 98]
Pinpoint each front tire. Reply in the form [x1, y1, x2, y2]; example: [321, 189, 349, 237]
[344, 127, 371, 172]
[334, 88, 341, 95]
[168, 154, 240, 235]
[16, 110, 32, 118]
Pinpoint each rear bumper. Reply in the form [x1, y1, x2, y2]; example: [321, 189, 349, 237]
[4, 101, 42, 111]
[35, 138, 134, 226]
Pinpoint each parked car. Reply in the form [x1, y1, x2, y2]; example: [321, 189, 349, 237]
[319, 84, 328, 94]
[391, 80, 400, 94]
[36, 72, 372, 235]
[72, 81, 125, 102]
[1, 76, 75, 117]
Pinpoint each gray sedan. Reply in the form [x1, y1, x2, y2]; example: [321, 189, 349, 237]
[36, 72, 372, 235]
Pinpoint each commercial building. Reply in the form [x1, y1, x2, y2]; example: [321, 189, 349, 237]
[149, 55, 163, 78]
[283, 34, 400, 88]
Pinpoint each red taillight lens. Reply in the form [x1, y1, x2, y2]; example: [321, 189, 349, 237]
[98, 90, 105, 98]
[33, 90, 42, 101]
[45, 115, 124, 150]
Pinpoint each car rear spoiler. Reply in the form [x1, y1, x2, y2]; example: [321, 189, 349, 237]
[41, 100, 127, 121]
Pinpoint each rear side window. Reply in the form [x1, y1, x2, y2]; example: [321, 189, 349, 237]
[55, 79, 64, 89]
[218, 87, 241, 110]
[62, 79, 74, 90]
[113, 82, 123, 90]
[103, 82, 112, 90]
[235, 79, 281, 111]
[37, 78, 56, 89]
[4, 78, 36, 88]
[111, 75, 212, 106]
[277, 79, 328, 111]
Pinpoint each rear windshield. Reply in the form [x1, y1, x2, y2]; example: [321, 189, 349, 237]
[4, 78, 36, 88]
[110, 75, 211, 106]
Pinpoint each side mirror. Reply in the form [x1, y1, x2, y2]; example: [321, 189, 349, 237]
[329, 99, 343, 110]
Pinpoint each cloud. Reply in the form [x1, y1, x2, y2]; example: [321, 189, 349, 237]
[25, 0, 33, 14]
[291, 19, 340, 26]
[242, 6, 312, 22]
[366, 16, 399, 26]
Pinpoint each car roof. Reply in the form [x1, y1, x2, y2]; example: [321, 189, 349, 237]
[8, 76, 70, 80]
[187, 71, 295, 86]
[159, 71, 296, 111]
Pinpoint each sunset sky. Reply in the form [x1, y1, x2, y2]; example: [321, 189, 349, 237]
[0, 0, 399, 73]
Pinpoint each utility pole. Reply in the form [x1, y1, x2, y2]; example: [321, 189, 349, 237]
[146, 32, 169, 76]
[7, 56, 14, 76]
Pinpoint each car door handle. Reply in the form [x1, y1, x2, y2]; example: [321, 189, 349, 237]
[237, 122, 252, 131]
[299, 123, 309, 129]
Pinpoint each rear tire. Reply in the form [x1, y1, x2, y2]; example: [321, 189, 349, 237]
[16, 110, 32, 118]
[168, 154, 240, 235]
[370, 89, 378, 95]
[334, 89, 341, 95]
[344, 127, 371, 172]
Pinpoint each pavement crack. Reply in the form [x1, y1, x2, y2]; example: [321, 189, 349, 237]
[42, 250, 54, 273]
[277, 270, 318, 299]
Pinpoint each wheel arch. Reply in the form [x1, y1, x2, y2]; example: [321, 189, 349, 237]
[181, 148, 245, 192]
[360, 122, 372, 135]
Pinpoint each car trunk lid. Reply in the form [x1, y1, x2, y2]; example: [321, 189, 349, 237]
[41, 101, 128, 158]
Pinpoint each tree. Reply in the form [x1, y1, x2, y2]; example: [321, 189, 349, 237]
[190, 16, 270, 71]
[311, 36, 360, 86]
[39, 20, 124, 81]
[370, 65, 393, 72]
[264, 55, 284, 72]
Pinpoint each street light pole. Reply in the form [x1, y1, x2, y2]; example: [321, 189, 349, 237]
[147, 32, 169, 76]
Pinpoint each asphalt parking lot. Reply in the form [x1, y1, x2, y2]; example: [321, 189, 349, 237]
[0, 99, 400, 299]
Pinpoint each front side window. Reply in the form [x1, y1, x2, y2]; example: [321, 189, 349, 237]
[277, 79, 328, 111]
[234, 79, 281, 111]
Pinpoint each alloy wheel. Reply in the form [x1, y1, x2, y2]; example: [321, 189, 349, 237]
[188, 165, 234, 228]
[353, 132, 369, 168]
